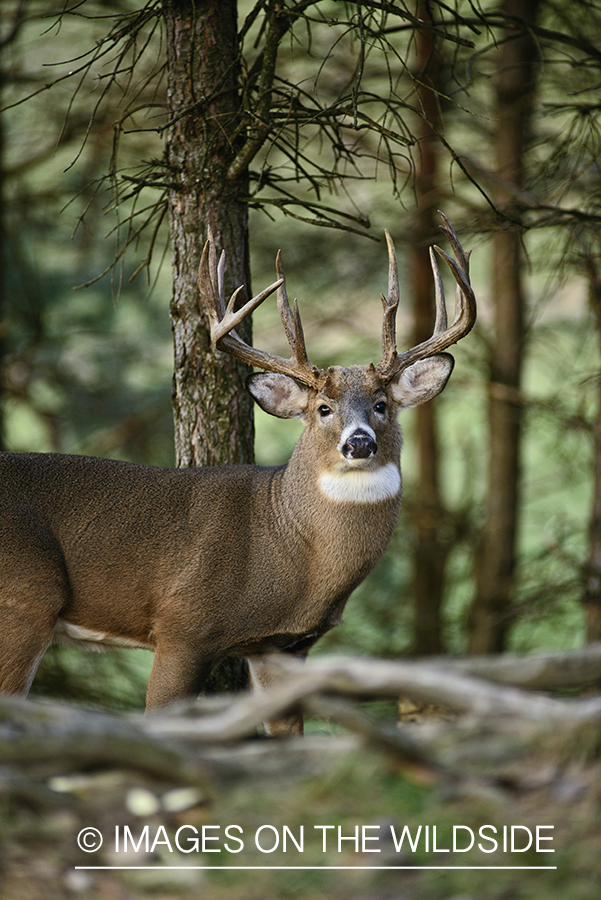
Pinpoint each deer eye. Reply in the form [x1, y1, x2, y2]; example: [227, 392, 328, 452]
[374, 401, 387, 414]
[318, 404, 333, 418]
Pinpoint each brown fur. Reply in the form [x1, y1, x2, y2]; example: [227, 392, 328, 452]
[0, 360, 451, 712]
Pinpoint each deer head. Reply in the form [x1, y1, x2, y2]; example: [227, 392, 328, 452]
[199, 213, 476, 488]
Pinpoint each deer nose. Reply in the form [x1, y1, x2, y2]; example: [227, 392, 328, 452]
[342, 430, 378, 460]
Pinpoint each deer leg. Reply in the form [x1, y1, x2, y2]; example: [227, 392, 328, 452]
[0, 609, 53, 697]
[248, 653, 306, 736]
[0, 563, 67, 696]
[0, 503, 69, 696]
[145, 640, 216, 711]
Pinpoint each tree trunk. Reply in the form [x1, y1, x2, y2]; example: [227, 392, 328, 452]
[469, 0, 540, 653]
[408, 8, 448, 655]
[583, 264, 601, 642]
[163, 0, 252, 690]
[164, 0, 254, 471]
[0, 60, 6, 451]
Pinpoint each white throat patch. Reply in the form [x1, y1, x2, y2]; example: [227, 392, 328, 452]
[319, 462, 401, 503]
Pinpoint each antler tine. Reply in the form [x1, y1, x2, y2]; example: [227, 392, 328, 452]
[379, 230, 400, 372]
[429, 245, 447, 336]
[198, 240, 223, 332]
[275, 249, 313, 371]
[376, 212, 477, 381]
[275, 249, 296, 347]
[438, 210, 469, 272]
[437, 210, 471, 324]
[198, 239, 326, 389]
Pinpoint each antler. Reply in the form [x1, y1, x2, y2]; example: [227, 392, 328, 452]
[198, 239, 327, 389]
[375, 211, 477, 381]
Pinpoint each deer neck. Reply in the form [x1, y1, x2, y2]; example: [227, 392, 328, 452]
[274, 431, 402, 561]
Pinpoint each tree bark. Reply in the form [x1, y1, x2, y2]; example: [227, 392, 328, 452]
[407, 7, 448, 655]
[469, 0, 540, 653]
[164, 0, 254, 470]
[163, 0, 253, 690]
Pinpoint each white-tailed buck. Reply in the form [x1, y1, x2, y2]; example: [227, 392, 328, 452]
[0, 213, 475, 728]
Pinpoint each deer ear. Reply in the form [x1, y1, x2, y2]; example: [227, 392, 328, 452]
[247, 373, 311, 419]
[389, 353, 454, 409]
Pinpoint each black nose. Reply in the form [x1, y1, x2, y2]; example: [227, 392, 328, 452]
[343, 431, 377, 460]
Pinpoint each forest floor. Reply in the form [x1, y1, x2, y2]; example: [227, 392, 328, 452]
[3, 649, 601, 899]
[2, 706, 600, 900]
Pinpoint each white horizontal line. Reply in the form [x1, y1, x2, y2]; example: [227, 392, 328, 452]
[75, 865, 558, 871]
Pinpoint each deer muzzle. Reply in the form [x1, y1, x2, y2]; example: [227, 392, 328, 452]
[342, 429, 378, 461]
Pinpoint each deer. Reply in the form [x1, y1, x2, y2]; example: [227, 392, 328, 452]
[0, 213, 475, 731]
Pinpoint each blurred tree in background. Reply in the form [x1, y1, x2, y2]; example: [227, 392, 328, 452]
[469, 0, 541, 653]
[2, 0, 601, 707]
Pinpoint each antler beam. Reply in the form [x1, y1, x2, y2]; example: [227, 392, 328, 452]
[198, 240, 326, 389]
